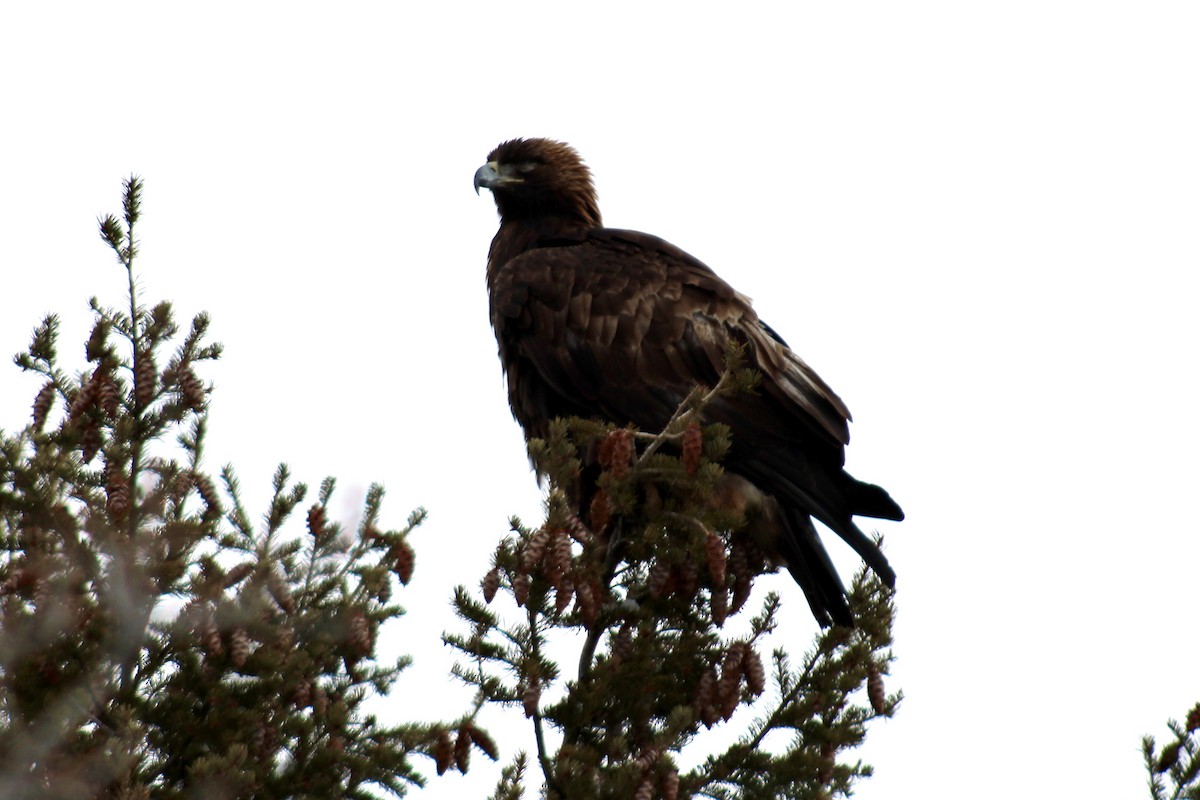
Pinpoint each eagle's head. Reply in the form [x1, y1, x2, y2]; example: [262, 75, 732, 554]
[475, 138, 602, 227]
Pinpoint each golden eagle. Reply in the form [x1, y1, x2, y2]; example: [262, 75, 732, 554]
[475, 138, 902, 626]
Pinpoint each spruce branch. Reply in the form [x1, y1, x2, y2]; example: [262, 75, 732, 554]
[1144, 704, 1200, 800]
[489, 751, 529, 800]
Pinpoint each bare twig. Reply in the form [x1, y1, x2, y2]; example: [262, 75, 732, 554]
[575, 517, 626, 683]
[526, 601, 566, 799]
[636, 368, 735, 467]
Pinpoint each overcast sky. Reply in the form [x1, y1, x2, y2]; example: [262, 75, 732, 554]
[3, 3, 1198, 798]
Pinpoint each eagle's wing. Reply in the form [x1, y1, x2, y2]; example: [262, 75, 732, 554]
[491, 228, 850, 457]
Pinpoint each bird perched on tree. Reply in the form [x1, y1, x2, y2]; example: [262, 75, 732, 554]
[475, 138, 902, 627]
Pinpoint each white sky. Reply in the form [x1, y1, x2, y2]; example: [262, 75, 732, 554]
[2, 3, 1198, 798]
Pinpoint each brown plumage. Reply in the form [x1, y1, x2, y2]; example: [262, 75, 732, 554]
[475, 138, 903, 627]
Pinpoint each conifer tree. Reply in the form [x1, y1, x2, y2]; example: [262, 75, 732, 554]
[0, 178, 433, 799]
[445, 364, 901, 799]
[1144, 702, 1200, 800]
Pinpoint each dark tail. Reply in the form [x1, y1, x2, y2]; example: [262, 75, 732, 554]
[777, 507, 853, 627]
[848, 477, 904, 522]
[737, 451, 900, 579]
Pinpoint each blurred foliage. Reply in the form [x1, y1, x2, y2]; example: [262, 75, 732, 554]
[1145, 703, 1200, 800]
[0, 178, 432, 799]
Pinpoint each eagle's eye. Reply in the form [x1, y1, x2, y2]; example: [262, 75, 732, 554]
[516, 161, 540, 174]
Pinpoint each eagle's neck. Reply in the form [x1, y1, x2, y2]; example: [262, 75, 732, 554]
[486, 216, 592, 288]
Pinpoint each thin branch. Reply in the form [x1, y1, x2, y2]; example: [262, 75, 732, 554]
[636, 368, 735, 467]
[575, 516, 626, 683]
[662, 511, 715, 541]
[531, 711, 559, 799]
[525, 601, 565, 799]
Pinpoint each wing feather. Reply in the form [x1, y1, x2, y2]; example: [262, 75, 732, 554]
[492, 227, 854, 458]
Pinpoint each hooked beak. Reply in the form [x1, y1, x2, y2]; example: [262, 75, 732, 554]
[474, 161, 522, 195]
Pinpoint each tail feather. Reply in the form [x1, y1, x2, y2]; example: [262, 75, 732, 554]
[736, 462, 897, 590]
[729, 448, 902, 592]
[848, 478, 905, 521]
[777, 508, 853, 627]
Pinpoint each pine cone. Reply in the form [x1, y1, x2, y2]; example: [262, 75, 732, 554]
[522, 528, 550, 572]
[867, 666, 886, 715]
[229, 627, 250, 668]
[588, 489, 611, 533]
[105, 461, 129, 520]
[223, 562, 254, 588]
[612, 622, 634, 662]
[467, 723, 498, 760]
[454, 726, 471, 773]
[565, 512, 593, 544]
[743, 537, 769, 572]
[719, 643, 745, 720]
[682, 420, 703, 475]
[548, 530, 571, 589]
[177, 365, 205, 410]
[307, 504, 327, 541]
[597, 429, 615, 468]
[742, 646, 765, 696]
[710, 586, 728, 627]
[609, 428, 634, 479]
[704, 531, 727, 586]
[31, 382, 56, 430]
[391, 540, 415, 585]
[80, 422, 102, 463]
[662, 768, 680, 800]
[69, 372, 101, 422]
[482, 567, 500, 604]
[98, 376, 119, 418]
[513, 570, 530, 607]
[433, 730, 453, 775]
[728, 539, 752, 613]
[134, 351, 156, 407]
[634, 746, 660, 773]
[554, 578, 574, 615]
[348, 612, 372, 657]
[86, 319, 110, 362]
